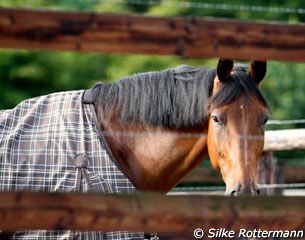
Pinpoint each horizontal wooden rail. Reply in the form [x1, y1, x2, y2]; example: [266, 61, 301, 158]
[265, 129, 305, 151]
[0, 8, 305, 61]
[0, 192, 304, 232]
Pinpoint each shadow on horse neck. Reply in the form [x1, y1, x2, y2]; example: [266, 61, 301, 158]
[93, 59, 269, 195]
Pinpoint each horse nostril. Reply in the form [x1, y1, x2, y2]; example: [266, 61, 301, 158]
[230, 190, 237, 196]
[256, 189, 261, 195]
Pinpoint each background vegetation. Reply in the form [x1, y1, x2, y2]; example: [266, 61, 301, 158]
[1, 0, 305, 164]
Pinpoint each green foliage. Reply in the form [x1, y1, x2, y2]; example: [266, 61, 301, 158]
[0, 50, 110, 108]
[264, 62, 305, 126]
[1, 0, 305, 22]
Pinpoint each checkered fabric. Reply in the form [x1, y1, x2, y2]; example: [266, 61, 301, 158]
[0, 90, 144, 239]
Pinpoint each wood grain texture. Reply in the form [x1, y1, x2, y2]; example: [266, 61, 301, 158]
[265, 129, 305, 151]
[0, 192, 304, 232]
[0, 8, 305, 61]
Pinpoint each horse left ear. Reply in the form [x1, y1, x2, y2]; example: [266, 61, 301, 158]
[217, 59, 234, 82]
[249, 60, 267, 84]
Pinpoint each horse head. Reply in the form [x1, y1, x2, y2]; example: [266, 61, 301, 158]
[207, 59, 269, 196]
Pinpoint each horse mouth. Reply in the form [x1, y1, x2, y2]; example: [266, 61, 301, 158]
[226, 184, 261, 196]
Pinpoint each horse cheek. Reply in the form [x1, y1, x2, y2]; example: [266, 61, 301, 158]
[207, 123, 221, 169]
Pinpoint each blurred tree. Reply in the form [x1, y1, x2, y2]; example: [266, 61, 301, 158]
[0, 51, 110, 108]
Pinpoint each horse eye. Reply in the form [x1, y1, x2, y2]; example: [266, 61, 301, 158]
[212, 115, 220, 123]
[263, 116, 269, 125]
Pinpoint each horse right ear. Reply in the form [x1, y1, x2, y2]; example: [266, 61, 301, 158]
[249, 60, 267, 84]
[217, 59, 234, 82]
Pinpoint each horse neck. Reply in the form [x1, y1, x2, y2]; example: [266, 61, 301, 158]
[100, 116, 208, 192]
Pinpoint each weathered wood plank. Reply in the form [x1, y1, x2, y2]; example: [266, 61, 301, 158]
[264, 129, 305, 151]
[0, 192, 304, 232]
[0, 8, 305, 61]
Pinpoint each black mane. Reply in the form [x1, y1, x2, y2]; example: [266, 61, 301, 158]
[209, 65, 268, 110]
[92, 64, 267, 128]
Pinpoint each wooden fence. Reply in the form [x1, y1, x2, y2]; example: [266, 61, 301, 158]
[265, 129, 305, 151]
[0, 192, 304, 232]
[0, 6, 305, 236]
[0, 7, 305, 61]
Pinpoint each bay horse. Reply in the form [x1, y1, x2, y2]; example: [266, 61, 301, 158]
[0, 59, 269, 199]
[0, 58, 268, 239]
[92, 58, 269, 196]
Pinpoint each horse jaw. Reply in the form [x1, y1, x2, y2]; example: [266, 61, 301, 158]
[101, 119, 208, 192]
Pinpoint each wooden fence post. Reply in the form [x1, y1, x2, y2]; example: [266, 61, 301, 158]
[258, 151, 283, 195]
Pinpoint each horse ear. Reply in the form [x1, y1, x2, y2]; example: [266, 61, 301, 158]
[217, 59, 234, 82]
[249, 60, 267, 84]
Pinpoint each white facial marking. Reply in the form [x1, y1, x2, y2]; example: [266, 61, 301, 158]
[239, 104, 249, 165]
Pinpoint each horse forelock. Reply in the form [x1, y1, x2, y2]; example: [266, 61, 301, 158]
[93, 66, 216, 128]
[208, 66, 268, 112]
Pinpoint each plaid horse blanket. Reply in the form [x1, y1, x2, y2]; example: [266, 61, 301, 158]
[0, 90, 144, 239]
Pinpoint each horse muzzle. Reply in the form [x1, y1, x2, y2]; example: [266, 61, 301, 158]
[226, 183, 260, 196]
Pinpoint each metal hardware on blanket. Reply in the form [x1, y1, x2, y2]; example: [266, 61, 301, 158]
[144, 233, 159, 240]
